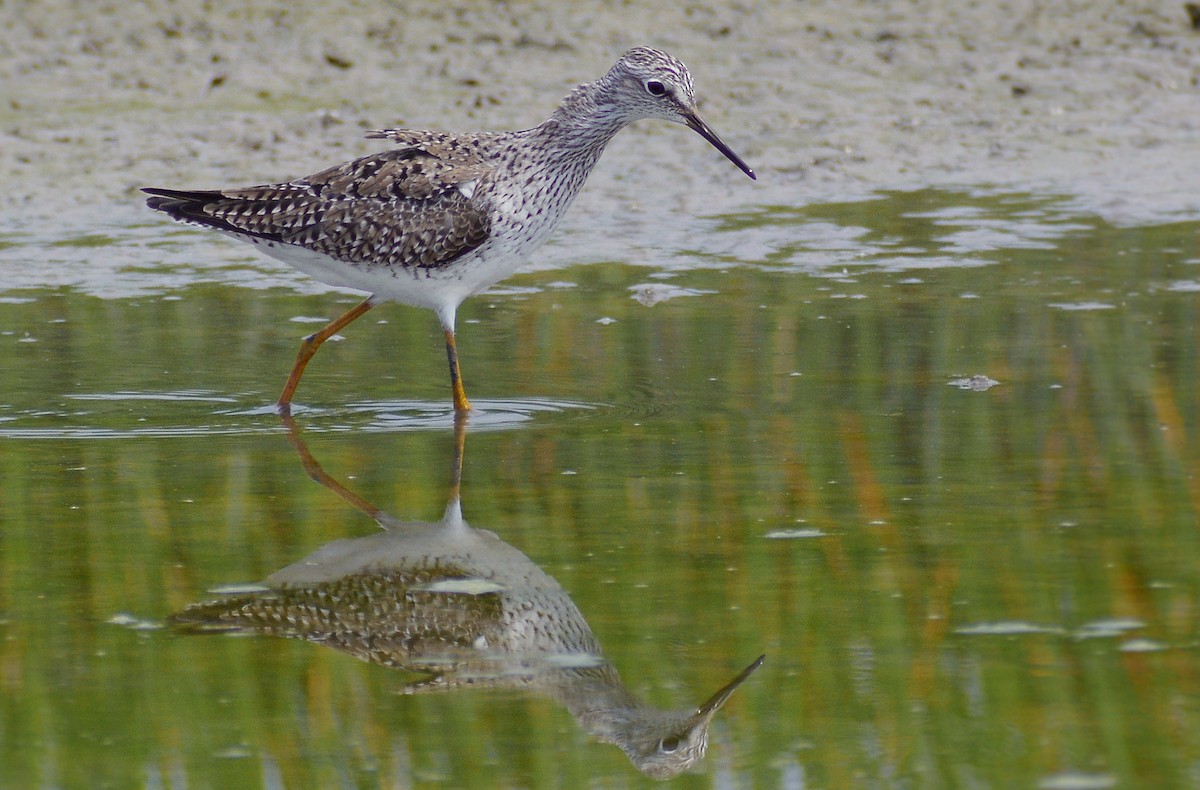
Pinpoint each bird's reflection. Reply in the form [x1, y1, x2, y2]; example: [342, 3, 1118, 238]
[171, 416, 763, 779]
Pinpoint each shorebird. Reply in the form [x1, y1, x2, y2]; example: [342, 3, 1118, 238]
[143, 47, 755, 414]
[172, 417, 764, 778]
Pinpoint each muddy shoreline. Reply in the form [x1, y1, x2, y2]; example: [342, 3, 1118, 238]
[2, 0, 1198, 235]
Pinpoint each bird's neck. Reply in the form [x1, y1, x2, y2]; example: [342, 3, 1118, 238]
[538, 78, 631, 155]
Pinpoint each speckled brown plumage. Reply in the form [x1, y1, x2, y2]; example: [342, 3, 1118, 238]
[170, 565, 606, 690]
[145, 135, 495, 271]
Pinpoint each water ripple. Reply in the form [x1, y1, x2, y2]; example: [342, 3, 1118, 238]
[0, 393, 598, 439]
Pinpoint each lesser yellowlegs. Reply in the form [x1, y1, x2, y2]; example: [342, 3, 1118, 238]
[172, 417, 764, 778]
[144, 47, 755, 413]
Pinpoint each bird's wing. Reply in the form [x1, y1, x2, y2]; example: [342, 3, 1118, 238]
[144, 139, 496, 270]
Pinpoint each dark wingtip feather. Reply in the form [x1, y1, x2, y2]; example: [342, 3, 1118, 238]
[141, 186, 278, 243]
[142, 186, 218, 200]
[142, 187, 221, 214]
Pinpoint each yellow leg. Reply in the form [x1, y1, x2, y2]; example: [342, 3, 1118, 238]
[444, 328, 472, 413]
[277, 297, 375, 413]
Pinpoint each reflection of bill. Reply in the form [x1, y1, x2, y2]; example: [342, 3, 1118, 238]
[172, 417, 763, 779]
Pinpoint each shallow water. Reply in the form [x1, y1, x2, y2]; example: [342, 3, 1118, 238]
[1, 189, 1198, 788]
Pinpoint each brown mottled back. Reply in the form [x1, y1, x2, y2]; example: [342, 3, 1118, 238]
[144, 133, 495, 271]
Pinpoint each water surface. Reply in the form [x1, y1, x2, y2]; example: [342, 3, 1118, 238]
[1, 190, 1198, 787]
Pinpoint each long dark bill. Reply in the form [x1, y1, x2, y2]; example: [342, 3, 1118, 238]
[683, 110, 757, 180]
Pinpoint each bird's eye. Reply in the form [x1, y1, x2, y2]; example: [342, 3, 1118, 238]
[659, 736, 681, 753]
[645, 80, 667, 96]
